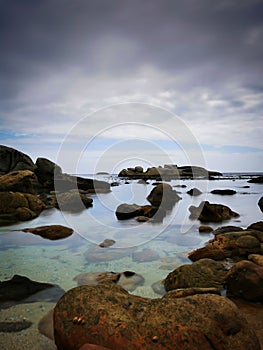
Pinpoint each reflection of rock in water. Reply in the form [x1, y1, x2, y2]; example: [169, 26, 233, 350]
[0, 275, 65, 309]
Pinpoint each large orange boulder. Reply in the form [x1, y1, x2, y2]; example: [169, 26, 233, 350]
[53, 284, 260, 350]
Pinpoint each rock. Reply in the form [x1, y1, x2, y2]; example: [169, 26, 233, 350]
[99, 239, 116, 248]
[211, 189, 237, 195]
[79, 344, 111, 350]
[110, 181, 119, 187]
[258, 197, 263, 213]
[84, 246, 130, 263]
[54, 284, 260, 350]
[248, 176, 263, 183]
[0, 275, 57, 304]
[73, 271, 144, 292]
[213, 225, 244, 235]
[166, 287, 220, 298]
[189, 201, 239, 222]
[199, 225, 213, 233]
[164, 258, 228, 292]
[0, 320, 32, 332]
[248, 254, 263, 266]
[247, 221, 263, 232]
[135, 166, 144, 173]
[0, 170, 39, 193]
[151, 280, 166, 295]
[38, 308, 54, 340]
[34, 157, 62, 190]
[224, 260, 263, 302]
[115, 203, 162, 221]
[22, 225, 74, 240]
[0, 191, 45, 226]
[147, 183, 181, 209]
[115, 203, 143, 220]
[51, 190, 93, 212]
[187, 188, 202, 196]
[132, 248, 160, 262]
[136, 216, 151, 222]
[0, 145, 35, 174]
[55, 175, 111, 193]
[189, 229, 262, 262]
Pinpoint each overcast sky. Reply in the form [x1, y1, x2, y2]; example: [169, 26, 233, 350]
[0, 0, 262, 173]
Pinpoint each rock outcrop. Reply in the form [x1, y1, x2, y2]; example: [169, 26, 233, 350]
[53, 284, 260, 350]
[0, 170, 39, 193]
[34, 157, 62, 190]
[0, 191, 45, 226]
[189, 201, 239, 222]
[0, 145, 35, 174]
[118, 164, 222, 180]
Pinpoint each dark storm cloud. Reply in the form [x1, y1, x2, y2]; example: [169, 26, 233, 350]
[1, 0, 262, 97]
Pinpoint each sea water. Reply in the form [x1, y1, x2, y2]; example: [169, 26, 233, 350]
[0, 174, 262, 298]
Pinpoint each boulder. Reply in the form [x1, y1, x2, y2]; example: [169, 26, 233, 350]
[53, 284, 260, 350]
[247, 221, 263, 232]
[248, 254, 263, 266]
[0, 191, 45, 226]
[187, 188, 202, 196]
[211, 189, 237, 195]
[258, 197, 263, 213]
[198, 225, 213, 233]
[0, 145, 35, 174]
[248, 176, 263, 183]
[189, 201, 239, 222]
[73, 271, 144, 292]
[189, 229, 262, 262]
[147, 183, 181, 209]
[0, 170, 39, 193]
[224, 260, 263, 302]
[22, 225, 74, 240]
[34, 157, 62, 190]
[51, 190, 93, 212]
[115, 203, 164, 221]
[164, 258, 227, 292]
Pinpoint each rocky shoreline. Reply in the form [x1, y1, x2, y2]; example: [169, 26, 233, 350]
[0, 144, 263, 349]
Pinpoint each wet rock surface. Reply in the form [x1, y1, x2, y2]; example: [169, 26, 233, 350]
[53, 284, 259, 350]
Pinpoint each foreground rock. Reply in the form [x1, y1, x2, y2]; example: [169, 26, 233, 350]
[189, 201, 239, 222]
[0, 170, 39, 193]
[0, 191, 45, 226]
[54, 284, 260, 350]
[164, 258, 227, 292]
[22, 225, 74, 240]
[0, 145, 35, 174]
[73, 271, 144, 292]
[224, 260, 263, 302]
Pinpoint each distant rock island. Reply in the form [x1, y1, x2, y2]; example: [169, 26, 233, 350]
[118, 164, 222, 180]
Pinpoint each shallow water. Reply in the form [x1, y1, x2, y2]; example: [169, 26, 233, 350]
[0, 175, 262, 298]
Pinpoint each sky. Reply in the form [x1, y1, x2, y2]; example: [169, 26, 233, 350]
[0, 0, 262, 173]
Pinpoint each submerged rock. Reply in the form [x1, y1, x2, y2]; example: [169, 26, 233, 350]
[54, 284, 260, 350]
[0, 320, 32, 332]
[22, 225, 74, 240]
[189, 201, 239, 222]
[132, 248, 160, 262]
[73, 271, 144, 292]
